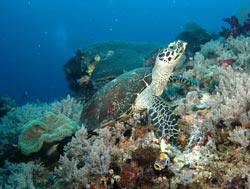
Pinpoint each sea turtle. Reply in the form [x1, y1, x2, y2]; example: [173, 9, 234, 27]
[81, 40, 187, 143]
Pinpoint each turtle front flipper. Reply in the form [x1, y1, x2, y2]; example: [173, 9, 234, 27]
[148, 96, 179, 142]
[169, 75, 198, 87]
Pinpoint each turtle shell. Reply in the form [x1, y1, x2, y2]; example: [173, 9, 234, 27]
[81, 67, 152, 130]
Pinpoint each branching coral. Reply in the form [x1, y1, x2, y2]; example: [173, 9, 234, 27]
[51, 95, 83, 122]
[226, 36, 250, 73]
[207, 67, 250, 127]
[228, 127, 250, 148]
[54, 126, 115, 187]
[0, 103, 50, 163]
[0, 94, 15, 120]
[219, 13, 250, 38]
[0, 161, 46, 189]
[0, 95, 83, 164]
[200, 36, 250, 73]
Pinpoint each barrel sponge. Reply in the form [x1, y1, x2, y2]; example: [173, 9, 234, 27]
[18, 112, 79, 155]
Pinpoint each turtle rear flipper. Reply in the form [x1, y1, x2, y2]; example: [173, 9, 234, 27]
[148, 96, 179, 142]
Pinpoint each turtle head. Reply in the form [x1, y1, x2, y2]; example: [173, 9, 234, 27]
[155, 40, 187, 68]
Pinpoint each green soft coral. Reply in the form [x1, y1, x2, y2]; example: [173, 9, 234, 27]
[18, 112, 79, 155]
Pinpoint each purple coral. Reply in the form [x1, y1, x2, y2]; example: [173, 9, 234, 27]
[119, 163, 138, 187]
[220, 13, 250, 38]
[224, 176, 245, 189]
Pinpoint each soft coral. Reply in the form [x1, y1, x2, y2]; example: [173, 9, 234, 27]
[220, 13, 250, 38]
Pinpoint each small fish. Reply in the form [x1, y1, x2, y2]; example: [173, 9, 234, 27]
[219, 58, 236, 66]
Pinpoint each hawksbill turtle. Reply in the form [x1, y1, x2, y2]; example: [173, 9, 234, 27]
[81, 40, 187, 142]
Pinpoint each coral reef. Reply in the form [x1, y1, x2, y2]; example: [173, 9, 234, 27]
[54, 126, 116, 187]
[0, 161, 51, 189]
[0, 102, 51, 165]
[119, 162, 138, 187]
[206, 67, 250, 127]
[173, 35, 250, 188]
[0, 95, 82, 165]
[3, 33, 250, 188]
[219, 13, 250, 38]
[228, 126, 250, 148]
[0, 94, 15, 121]
[51, 94, 83, 122]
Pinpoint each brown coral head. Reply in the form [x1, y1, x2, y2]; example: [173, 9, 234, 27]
[119, 164, 138, 187]
[132, 147, 158, 166]
[133, 125, 149, 140]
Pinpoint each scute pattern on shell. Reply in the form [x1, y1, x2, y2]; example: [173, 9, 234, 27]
[81, 67, 152, 130]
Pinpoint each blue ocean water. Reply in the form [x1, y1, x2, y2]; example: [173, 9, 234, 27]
[0, 0, 249, 105]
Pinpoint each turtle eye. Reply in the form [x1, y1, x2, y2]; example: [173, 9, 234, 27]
[169, 45, 174, 50]
[172, 44, 178, 51]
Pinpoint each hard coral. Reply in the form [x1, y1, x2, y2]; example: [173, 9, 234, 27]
[220, 13, 250, 38]
[132, 147, 159, 166]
